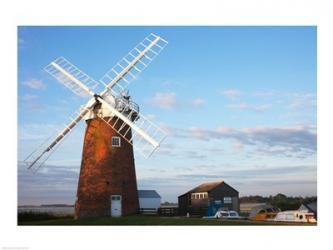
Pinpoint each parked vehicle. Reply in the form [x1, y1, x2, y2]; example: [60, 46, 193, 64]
[214, 209, 243, 219]
[249, 204, 280, 221]
[274, 210, 316, 223]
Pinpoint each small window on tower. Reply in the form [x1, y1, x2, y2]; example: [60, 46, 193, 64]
[112, 136, 121, 147]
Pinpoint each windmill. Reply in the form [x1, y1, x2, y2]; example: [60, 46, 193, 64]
[24, 33, 168, 218]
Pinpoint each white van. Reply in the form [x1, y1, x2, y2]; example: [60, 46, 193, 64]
[215, 210, 243, 219]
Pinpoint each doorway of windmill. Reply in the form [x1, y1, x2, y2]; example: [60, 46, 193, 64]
[111, 195, 122, 217]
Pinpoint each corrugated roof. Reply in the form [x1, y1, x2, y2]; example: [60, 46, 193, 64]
[138, 190, 161, 198]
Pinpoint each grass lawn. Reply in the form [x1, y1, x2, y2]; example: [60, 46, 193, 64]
[17, 215, 316, 226]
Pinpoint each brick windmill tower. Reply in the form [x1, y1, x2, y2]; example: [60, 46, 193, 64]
[25, 34, 168, 218]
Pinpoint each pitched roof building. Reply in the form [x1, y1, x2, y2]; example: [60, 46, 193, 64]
[299, 201, 317, 219]
[178, 181, 239, 216]
[138, 190, 161, 214]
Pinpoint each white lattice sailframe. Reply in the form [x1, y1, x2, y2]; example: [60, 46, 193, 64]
[24, 33, 169, 171]
[100, 33, 168, 96]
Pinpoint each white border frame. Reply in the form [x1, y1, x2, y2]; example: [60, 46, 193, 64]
[1, 0, 332, 250]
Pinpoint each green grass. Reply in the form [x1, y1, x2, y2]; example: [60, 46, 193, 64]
[17, 214, 316, 226]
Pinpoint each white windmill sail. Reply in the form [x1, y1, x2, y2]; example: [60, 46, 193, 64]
[25, 58, 102, 171]
[24, 105, 92, 172]
[44, 56, 167, 155]
[44, 57, 100, 97]
[24, 33, 168, 171]
[100, 33, 168, 96]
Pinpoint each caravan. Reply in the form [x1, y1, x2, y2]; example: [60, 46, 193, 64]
[274, 210, 316, 223]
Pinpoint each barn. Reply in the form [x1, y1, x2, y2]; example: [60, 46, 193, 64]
[138, 190, 161, 214]
[178, 181, 239, 217]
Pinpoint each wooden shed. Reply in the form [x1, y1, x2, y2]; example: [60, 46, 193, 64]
[178, 181, 239, 217]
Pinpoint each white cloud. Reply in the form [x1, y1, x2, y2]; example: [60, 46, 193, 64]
[226, 102, 272, 112]
[18, 38, 25, 46]
[18, 37, 26, 49]
[226, 102, 248, 110]
[222, 125, 316, 155]
[232, 141, 244, 152]
[177, 124, 316, 158]
[252, 90, 276, 97]
[191, 98, 205, 107]
[22, 79, 47, 90]
[189, 127, 209, 140]
[288, 93, 316, 109]
[252, 103, 272, 112]
[19, 94, 44, 110]
[21, 94, 38, 102]
[220, 89, 242, 99]
[149, 92, 177, 109]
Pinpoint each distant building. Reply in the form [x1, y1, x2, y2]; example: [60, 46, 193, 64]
[138, 190, 161, 214]
[178, 181, 239, 217]
[299, 201, 317, 219]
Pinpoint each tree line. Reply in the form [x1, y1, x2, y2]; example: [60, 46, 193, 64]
[240, 193, 317, 211]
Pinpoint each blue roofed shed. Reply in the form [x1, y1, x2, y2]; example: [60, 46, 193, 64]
[138, 190, 161, 213]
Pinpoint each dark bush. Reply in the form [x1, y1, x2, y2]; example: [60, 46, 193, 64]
[18, 211, 72, 222]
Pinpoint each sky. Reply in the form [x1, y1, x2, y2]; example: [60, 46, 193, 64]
[17, 26, 317, 205]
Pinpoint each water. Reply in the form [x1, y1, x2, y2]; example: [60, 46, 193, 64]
[18, 206, 75, 215]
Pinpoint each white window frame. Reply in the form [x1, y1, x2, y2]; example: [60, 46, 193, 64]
[112, 136, 121, 147]
[191, 192, 208, 200]
[224, 197, 232, 204]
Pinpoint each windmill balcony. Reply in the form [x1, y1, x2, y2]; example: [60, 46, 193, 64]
[115, 97, 140, 121]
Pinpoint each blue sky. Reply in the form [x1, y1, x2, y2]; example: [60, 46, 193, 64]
[18, 26, 316, 204]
